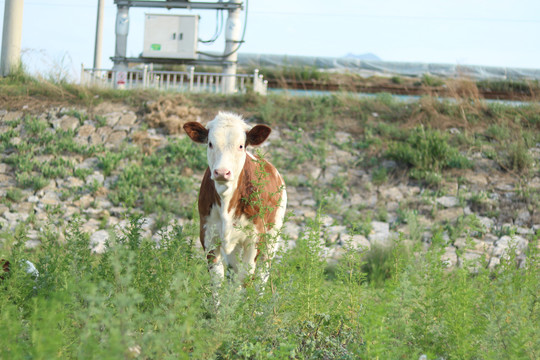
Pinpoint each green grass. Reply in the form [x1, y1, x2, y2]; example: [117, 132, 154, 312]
[0, 74, 539, 358]
[1, 212, 538, 359]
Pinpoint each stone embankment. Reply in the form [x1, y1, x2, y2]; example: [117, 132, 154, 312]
[1, 102, 538, 270]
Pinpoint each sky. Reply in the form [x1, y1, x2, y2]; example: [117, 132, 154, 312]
[1, 0, 539, 80]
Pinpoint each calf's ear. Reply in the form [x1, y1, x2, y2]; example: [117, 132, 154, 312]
[183, 122, 209, 143]
[246, 125, 271, 146]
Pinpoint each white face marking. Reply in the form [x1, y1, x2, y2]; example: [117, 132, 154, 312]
[206, 113, 250, 187]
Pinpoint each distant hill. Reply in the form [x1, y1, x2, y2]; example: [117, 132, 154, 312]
[343, 53, 381, 61]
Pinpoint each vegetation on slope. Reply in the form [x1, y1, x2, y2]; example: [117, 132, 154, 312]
[1, 73, 539, 359]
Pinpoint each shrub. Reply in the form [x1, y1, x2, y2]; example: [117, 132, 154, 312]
[386, 125, 472, 184]
[421, 74, 444, 87]
[505, 141, 533, 174]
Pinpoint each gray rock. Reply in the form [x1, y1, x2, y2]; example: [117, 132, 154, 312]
[310, 167, 322, 179]
[26, 230, 41, 248]
[368, 221, 391, 246]
[86, 171, 105, 186]
[467, 173, 488, 186]
[283, 222, 301, 241]
[436, 196, 460, 208]
[75, 195, 94, 209]
[302, 198, 317, 207]
[96, 126, 113, 140]
[140, 217, 155, 237]
[63, 206, 79, 219]
[104, 112, 122, 127]
[117, 111, 137, 126]
[515, 210, 531, 226]
[320, 215, 334, 227]
[326, 225, 347, 243]
[349, 192, 377, 207]
[516, 227, 533, 235]
[77, 124, 95, 138]
[82, 219, 101, 233]
[94, 198, 113, 209]
[13, 201, 33, 213]
[458, 251, 484, 272]
[10, 137, 22, 146]
[28, 195, 39, 203]
[495, 235, 528, 253]
[334, 131, 351, 143]
[477, 216, 495, 231]
[348, 234, 370, 250]
[76, 157, 99, 170]
[90, 230, 110, 254]
[379, 186, 403, 201]
[85, 208, 109, 219]
[495, 183, 514, 192]
[441, 246, 458, 268]
[39, 191, 60, 206]
[4, 211, 29, 224]
[0, 163, 12, 173]
[106, 131, 127, 148]
[109, 206, 127, 217]
[381, 160, 397, 169]
[0, 174, 16, 187]
[104, 175, 119, 188]
[3, 111, 23, 121]
[453, 237, 468, 249]
[488, 256, 500, 269]
[59, 115, 79, 131]
[64, 176, 85, 188]
[0, 217, 8, 231]
[435, 207, 463, 222]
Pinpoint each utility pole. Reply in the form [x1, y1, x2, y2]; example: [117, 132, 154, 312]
[93, 0, 105, 70]
[222, 0, 242, 94]
[113, 5, 129, 88]
[1, 0, 24, 77]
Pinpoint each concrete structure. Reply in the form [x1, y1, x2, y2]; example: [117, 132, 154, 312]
[111, 1, 244, 93]
[93, 0, 105, 70]
[1, 0, 24, 76]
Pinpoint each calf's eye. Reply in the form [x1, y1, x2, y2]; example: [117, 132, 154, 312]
[239, 145, 244, 150]
[208, 142, 213, 148]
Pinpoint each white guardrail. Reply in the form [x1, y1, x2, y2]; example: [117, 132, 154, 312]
[80, 65, 268, 95]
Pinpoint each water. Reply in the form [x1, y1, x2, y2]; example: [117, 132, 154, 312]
[268, 88, 533, 106]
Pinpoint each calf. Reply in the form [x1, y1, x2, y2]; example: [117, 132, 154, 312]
[183, 112, 287, 284]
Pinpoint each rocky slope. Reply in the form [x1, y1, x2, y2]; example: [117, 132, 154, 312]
[1, 100, 538, 271]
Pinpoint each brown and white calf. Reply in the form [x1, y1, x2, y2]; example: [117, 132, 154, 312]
[183, 112, 287, 284]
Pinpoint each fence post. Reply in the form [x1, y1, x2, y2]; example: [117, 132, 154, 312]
[253, 69, 260, 93]
[80, 63, 85, 85]
[142, 65, 148, 88]
[189, 66, 195, 91]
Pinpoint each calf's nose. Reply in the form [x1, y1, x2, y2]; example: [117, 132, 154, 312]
[213, 168, 232, 181]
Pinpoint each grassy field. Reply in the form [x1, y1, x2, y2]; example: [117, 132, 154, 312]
[1, 73, 539, 359]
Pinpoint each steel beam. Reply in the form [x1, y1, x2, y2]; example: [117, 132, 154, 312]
[111, 56, 235, 67]
[113, 1, 242, 10]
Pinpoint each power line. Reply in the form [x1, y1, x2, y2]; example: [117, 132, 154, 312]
[199, 8, 225, 44]
[5, 1, 115, 9]
[250, 10, 540, 24]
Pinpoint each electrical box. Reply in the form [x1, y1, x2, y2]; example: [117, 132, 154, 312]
[142, 14, 199, 59]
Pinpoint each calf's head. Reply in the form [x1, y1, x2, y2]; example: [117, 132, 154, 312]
[184, 112, 271, 184]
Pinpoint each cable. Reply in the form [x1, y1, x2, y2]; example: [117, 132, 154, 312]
[199, 9, 224, 44]
[197, 0, 248, 58]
